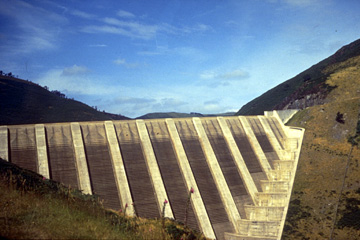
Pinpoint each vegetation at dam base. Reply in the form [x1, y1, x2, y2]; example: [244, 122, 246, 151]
[0, 159, 206, 240]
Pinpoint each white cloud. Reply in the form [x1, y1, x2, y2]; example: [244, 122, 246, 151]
[81, 14, 211, 40]
[199, 68, 250, 88]
[181, 23, 213, 34]
[82, 25, 136, 38]
[82, 17, 158, 40]
[117, 10, 136, 18]
[203, 99, 225, 112]
[217, 69, 249, 79]
[34, 66, 260, 118]
[0, 0, 67, 55]
[107, 96, 188, 117]
[283, 0, 314, 7]
[200, 69, 249, 80]
[156, 98, 188, 109]
[137, 46, 209, 64]
[103, 17, 158, 39]
[22, 34, 55, 51]
[115, 97, 156, 105]
[268, 0, 323, 7]
[203, 103, 223, 112]
[62, 65, 90, 76]
[88, 44, 107, 47]
[137, 51, 162, 56]
[113, 58, 139, 68]
[112, 97, 157, 113]
[71, 10, 96, 19]
[200, 71, 216, 80]
[113, 59, 126, 65]
[35, 68, 118, 96]
[204, 100, 220, 105]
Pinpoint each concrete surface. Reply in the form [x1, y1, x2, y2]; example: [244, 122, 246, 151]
[1, 114, 304, 240]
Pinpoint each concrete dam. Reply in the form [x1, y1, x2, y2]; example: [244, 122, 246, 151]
[0, 111, 304, 240]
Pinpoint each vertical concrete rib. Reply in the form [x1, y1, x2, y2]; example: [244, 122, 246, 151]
[165, 118, 216, 239]
[192, 117, 241, 232]
[135, 119, 174, 219]
[258, 116, 284, 158]
[217, 117, 258, 204]
[277, 127, 305, 240]
[0, 126, 8, 161]
[238, 116, 272, 178]
[272, 111, 289, 138]
[35, 124, 50, 179]
[104, 121, 134, 216]
[70, 122, 92, 195]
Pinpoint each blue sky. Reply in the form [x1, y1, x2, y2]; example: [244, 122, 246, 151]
[1, 0, 359, 118]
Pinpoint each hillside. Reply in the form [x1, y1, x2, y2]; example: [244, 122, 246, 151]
[279, 46, 360, 239]
[0, 76, 129, 125]
[237, 38, 360, 115]
[283, 101, 360, 240]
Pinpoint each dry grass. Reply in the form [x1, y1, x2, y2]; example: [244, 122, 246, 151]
[0, 180, 131, 239]
[283, 56, 360, 239]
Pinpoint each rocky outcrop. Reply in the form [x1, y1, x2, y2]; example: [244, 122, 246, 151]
[282, 93, 326, 110]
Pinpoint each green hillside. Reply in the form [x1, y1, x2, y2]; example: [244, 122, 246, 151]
[236, 38, 360, 115]
[0, 76, 129, 125]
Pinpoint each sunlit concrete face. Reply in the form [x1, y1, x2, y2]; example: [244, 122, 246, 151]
[0, 112, 304, 240]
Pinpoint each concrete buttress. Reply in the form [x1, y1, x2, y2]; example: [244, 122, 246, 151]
[1, 112, 304, 240]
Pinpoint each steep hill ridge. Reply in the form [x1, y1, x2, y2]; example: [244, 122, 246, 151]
[237, 38, 360, 115]
[0, 76, 129, 125]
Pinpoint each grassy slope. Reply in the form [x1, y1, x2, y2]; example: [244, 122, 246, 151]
[0, 76, 129, 125]
[282, 55, 360, 239]
[0, 159, 206, 240]
[236, 38, 360, 115]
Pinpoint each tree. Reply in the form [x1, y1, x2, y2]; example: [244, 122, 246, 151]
[51, 90, 66, 98]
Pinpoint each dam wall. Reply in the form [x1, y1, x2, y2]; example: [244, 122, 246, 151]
[264, 109, 299, 124]
[0, 115, 304, 240]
